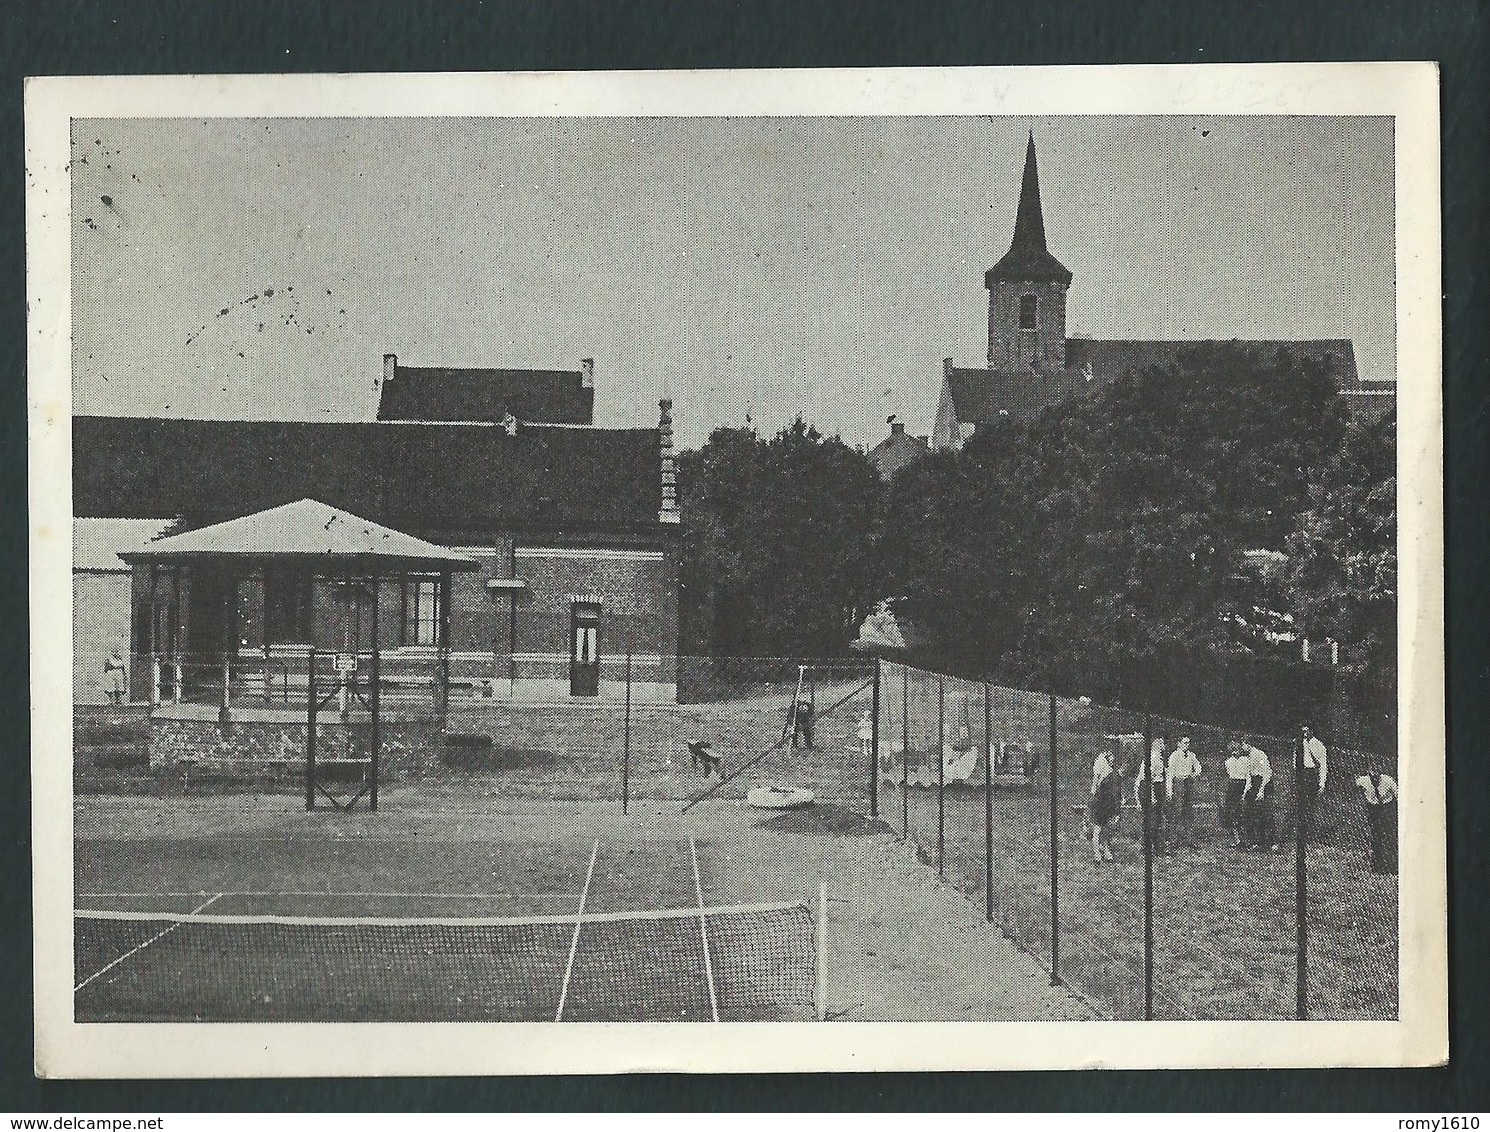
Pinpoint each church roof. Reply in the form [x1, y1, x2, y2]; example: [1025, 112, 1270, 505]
[377, 363, 594, 424]
[985, 133, 1073, 287]
[945, 365, 1095, 426]
[946, 339, 1364, 428]
[74, 416, 664, 534]
[1064, 338, 1360, 388]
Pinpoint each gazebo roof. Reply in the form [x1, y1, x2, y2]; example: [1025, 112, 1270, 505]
[119, 498, 480, 572]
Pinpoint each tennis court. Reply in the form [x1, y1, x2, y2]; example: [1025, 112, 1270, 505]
[74, 832, 817, 1023]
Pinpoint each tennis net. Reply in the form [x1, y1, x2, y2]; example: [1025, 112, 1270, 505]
[75, 900, 816, 1023]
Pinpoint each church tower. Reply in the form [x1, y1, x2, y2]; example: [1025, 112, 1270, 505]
[985, 133, 1071, 371]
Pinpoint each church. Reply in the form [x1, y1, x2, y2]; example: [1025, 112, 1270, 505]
[931, 134, 1395, 450]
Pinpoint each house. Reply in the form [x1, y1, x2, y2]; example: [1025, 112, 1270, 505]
[376, 353, 596, 425]
[867, 418, 928, 480]
[931, 133, 1394, 450]
[73, 358, 681, 703]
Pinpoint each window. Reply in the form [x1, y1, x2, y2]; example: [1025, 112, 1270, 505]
[1019, 293, 1038, 330]
[404, 576, 441, 647]
[264, 567, 313, 644]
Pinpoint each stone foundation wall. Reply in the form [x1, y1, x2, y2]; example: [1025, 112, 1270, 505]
[147, 707, 443, 780]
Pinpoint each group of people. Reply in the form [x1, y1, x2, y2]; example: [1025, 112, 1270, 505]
[1087, 724, 1343, 864]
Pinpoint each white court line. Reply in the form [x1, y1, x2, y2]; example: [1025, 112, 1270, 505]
[74, 892, 222, 993]
[554, 837, 600, 1022]
[690, 837, 719, 1023]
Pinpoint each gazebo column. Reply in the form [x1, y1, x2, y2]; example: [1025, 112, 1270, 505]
[437, 569, 452, 715]
[147, 564, 160, 707]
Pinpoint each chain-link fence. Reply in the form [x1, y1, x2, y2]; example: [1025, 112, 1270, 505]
[79, 651, 878, 809]
[878, 660, 1398, 1021]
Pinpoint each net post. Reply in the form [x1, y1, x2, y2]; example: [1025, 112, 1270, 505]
[1142, 709, 1154, 1021]
[369, 575, 380, 814]
[623, 650, 632, 814]
[1295, 730, 1308, 1019]
[937, 676, 945, 879]
[816, 881, 828, 1021]
[984, 681, 994, 923]
[900, 665, 909, 839]
[306, 649, 317, 811]
[1049, 692, 1061, 986]
[869, 658, 881, 819]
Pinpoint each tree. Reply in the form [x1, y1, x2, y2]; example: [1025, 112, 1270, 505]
[678, 419, 883, 657]
[879, 343, 1351, 703]
[1284, 410, 1397, 680]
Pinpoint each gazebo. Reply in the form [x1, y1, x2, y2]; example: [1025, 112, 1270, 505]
[121, 498, 480, 809]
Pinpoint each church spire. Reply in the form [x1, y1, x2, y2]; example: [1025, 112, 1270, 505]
[986, 131, 1072, 286]
[1011, 132, 1050, 259]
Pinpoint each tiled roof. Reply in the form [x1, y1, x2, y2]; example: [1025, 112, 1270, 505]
[945, 366, 1094, 425]
[948, 339, 1363, 428]
[74, 417, 663, 532]
[377, 365, 594, 424]
[120, 499, 481, 570]
[1064, 338, 1360, 389]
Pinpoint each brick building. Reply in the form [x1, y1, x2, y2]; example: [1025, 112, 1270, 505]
[932, 134, 1395, 450]
[73, 357, 681, 703]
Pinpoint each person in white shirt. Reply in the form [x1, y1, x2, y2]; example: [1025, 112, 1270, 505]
[1354, 771, 1398, 874]
[1165, 734, 1203, 849]
[1135, 736, 1169, 854]
[1297, 724, 1329, 841]
[1222, 741, 1252, 847]
[1241, 740, 1277, 851]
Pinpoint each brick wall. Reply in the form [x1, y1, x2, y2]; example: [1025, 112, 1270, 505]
[147, 708, 442, 780]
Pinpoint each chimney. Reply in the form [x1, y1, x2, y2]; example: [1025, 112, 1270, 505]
[890, 421, 906, 437]
[581, 358, 595, 390]
[383, 353, 397, 385]
[943, 357, 954, 379]
[658, 399, 680, 524]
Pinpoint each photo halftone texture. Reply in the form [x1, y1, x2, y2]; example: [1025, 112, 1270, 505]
[74, 902, 814, 1023]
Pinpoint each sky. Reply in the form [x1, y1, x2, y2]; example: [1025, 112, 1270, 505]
[71, 115, 1395, 451]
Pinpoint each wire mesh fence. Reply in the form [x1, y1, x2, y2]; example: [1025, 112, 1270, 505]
[877, 660, 1398, 1022]
[77, 651, 879, 809]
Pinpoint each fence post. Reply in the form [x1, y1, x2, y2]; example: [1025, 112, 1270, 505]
[937, 677, 945, 879]
[1049, 692, 1061, 986]
[901, 665, 909, 840]
[1295, 731, 1308, 1019]
[984, 682, 994, 923]
[306, 649, 317, 812]
[869, 659, 881, 819]
[1142, 710, 1154, 1021]
[623, 650, 632, 815]
[151, 654, 161, 708]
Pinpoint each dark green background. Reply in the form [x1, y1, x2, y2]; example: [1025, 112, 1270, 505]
[4, 0, 1484, 1111]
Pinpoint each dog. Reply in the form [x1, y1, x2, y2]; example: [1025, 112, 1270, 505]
[688, 740, 723, 777]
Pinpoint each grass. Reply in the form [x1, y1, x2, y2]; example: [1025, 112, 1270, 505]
[901, 785, 1397, 1020]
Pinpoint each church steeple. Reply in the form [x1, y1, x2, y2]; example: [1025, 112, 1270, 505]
[984, 132, 1071, 370]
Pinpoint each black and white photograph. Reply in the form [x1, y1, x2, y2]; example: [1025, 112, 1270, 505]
[30, 66, 1444, 1075]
